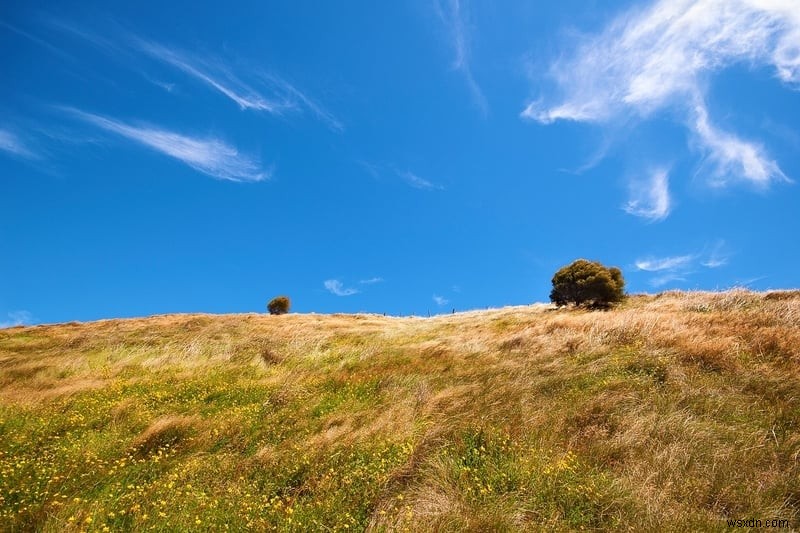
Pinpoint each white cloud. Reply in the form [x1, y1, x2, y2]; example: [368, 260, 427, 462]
[433, 294, 449, 306]
[0, 310, 33, 328]
[701, 240, 730, 268]
[133, 39, 343, 131]
[64, 108, 268, 182]
[636, 254, 696, 287]
[636, 241, 730, 286]
[324, 279, 359, 297]
[357, 162, 444, 190]
[135, 39, 291, 114]
[356, 160, 382, 180]
[635, 254, 695, 272]
[650, 273, 688, 288]
[692, 102, 786, 187]
[623, 168, 671, 221]
[435, 0, 487, 114]
[701, 257, 728, 268]
[524, 0, 797, 187]
[396, 170, 443, 190]
[0, 20, 75, 61]
[0, 129, 37, 159]
[359, 277, 384, 285]
[47, 21, 342, 131]
[260, 73, 344, 132]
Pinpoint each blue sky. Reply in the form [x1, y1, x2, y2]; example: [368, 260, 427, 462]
[1, 0, 799, 325]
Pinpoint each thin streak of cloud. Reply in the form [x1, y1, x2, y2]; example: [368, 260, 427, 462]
[359, 277, 384, 285]
[64, 108, 269, 182]
[396, 169, 443, 191]
[0, 310, 33, 329]
[324, 279, 359, 297]
[46, 21, 342, 131]
[635, 254, 695, 272]
[524, 0, 797, 187]
[701, 240, 730, 268]
[701, 257, 728, 269]
[0, 20, 75, 61]
[45, 17, 121, 52]
[357, 161, 445, 190]
[636, 253, 696, 287]
[133, 38, 343, 131]
[260, 73, 344, 132]
[356, 160, 382, 180]
[134, 39, 291, 114]
[435, 0, 488, 114]
[433, 294, 449, 306]
[636, 240, 731, 286]
[0, 129, 37, 159]
[623, 168, 671, 221]
[650, 273, 687, 288]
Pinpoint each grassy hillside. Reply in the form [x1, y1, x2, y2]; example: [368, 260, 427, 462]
[1, 290, 799, 531]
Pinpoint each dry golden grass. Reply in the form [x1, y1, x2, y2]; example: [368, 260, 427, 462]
[1, 290, 799, 531]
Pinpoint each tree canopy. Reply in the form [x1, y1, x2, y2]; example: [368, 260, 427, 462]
[550, 259, 625, 309]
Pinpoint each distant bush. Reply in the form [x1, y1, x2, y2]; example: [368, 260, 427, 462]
[550, 259, 625, 309]
[267, 296, 291, 315]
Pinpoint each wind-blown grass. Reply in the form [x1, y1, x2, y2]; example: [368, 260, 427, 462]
[1, 290, 799, 531]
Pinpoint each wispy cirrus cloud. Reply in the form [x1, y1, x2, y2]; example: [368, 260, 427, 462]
[133, 38, 343, 131]
[0, 20, 75, 61]
[635, 254, 695, 272]
[44, 17, 121, 52]
[396, 169, 444, 191]
[0, 128, 38, 159]
[64, 108, 269, 182]
[260, 73, 344, 132]
[700, 240, 730, 268]
[636, 254, 696, 287]
[359, 161, 445, 191]
[524, 0, 797, 188]
[701, 256, 728, 269]
[692, 102, 785, 187]
[636, 241, 731, 286]
[435, 0, 487, 114]
[134, 39, 291, 114]
[623, 168, 671, 221]
[324, 279, 359, 297]
[432, 294, 449, 306]
[0, 310, 33, 329]
[45, 20, 343, 131]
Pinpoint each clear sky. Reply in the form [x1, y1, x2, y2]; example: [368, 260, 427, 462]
[1, 0, 799, 325]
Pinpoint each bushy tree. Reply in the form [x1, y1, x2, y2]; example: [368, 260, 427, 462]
[550, 259, 625, 309]
[267, 295, 291, 315]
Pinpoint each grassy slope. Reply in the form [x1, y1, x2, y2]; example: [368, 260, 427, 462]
[1, 290, 799, 532]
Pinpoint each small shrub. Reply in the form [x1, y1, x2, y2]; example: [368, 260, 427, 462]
[267, 295, 291, 315]
[550, 259, 625, 309]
